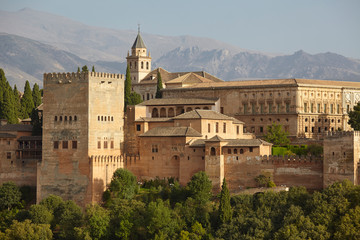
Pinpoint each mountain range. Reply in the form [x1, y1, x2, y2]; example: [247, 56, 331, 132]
[0, 8, 360, 89]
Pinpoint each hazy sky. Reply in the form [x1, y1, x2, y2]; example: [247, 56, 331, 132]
[1, 0, 360, 58]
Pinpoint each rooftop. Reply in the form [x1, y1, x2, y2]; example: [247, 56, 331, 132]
[132, 33, 146, 49]
[189, 138, 272, 147]
[0, 133, 17, 138]
[138, 98, 218, 106]
[140, 126, 202, 137]
[173, 109, 244, 123]
[0, 124, 33, 132]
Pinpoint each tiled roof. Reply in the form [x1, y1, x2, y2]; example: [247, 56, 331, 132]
[135, 117, 173, 122]
[205, 135, 225, 142]
[136, 67, 223, 85]
[18, 136, 42, 141]
[163, 78, 360, 91]
[173, 109, 243, 123]
[140, 127, 202, 137]
[0, 133, 16, 138]
[132, 33, 146, 49]
[0, 124, 33, 132]
[138, 98, 218, 106]
[166, 72, 216, 85]
[224, 139, 272, 147]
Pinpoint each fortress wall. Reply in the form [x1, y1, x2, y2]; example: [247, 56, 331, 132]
[0, 158, 38, 186]
[224, 155, 323, 191]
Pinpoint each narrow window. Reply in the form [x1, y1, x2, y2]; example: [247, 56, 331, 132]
[243, 104, 247, 114]
[268, 103, 272, 113]
[228, 149, 231, 154]
[6, 152, 11, 159]
[64, 116, 67, 121]
[69, 116, 72, 121]
[311, 127, 314, 133]
[330, 104, 334, 114]
[147, 93, 150, 100]
[62, 141, 68, 149]
[347, 105, 350, 113]
[337, 104, 340, 114]
[98, 116, 100, 121]
[240, 149, 244, 154]
[311, 103, 314, 113]
[324, 104, 327, 113]
[317, 103, 320, 113]
[101, 116, 103, 121]
[98, 141, 101, 149]
[305, 126, 308, 132]
[54, 141, 59, 149]
[249, 147, 253, 152]
[136, 124, 141, 131]
[111, 116, 114, 121]
[208, 123, 211, 133]
[234, 149, 238, 154]
[210, 147, 216, 156]
[304, 103, 307, 113]
[146, 62, 149, 69]
[55, 116, 58, 121]
[260, 126, 263, 133]
[252, 103, 255, 114]
[141, 61, 144, 69]
[59, 116, 63, 121]
[216, 122, 219, 133]
[104, 141, 108, 149]
[223, 122, 226, 133]
[286, 103, 290, 113]
[236, 126, 239, 134]
[74, 116, 77, 121]
[260, 103, 264, 113]
[72, 141, 77, 149]
[111, 140, 114, 149]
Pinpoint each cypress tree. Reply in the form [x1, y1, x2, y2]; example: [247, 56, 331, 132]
[21, 80, 35, 119]
[124, 64, 131, 109]
[77, 67, 80, 73]
[32, 83, 42, 108]
[2, 86, 17, 124]
[13, 85, 21, 120]
[31, 109, 42, 136]
[0, 68, 7, 116]
[82, 65, 89, 72]
[218, 178, 232, 224]
[92, 66, 95, 72]
[155, 70, 163, 99]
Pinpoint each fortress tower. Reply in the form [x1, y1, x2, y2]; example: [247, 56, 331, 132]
[38, 72, 124, 206]
[126, 28, 152, 85]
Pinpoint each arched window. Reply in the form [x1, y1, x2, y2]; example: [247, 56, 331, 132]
[146, 62, 149, 69]
[54, 116, 57, 121]
[240, 149, 244, 154]
[210, 147, 216, 156]
[74, 116, 77, 121]
[141, 62, 144, 69]
[152, 108, 159, 118]
[168, 108, 175, 117]
[69, 116, 72, 121]
[160, 108, 166, 117]
[130, 62, 132, 69]
[234, 149, 238, 154]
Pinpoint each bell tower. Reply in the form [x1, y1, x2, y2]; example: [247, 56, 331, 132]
[126, 26, 152, 84]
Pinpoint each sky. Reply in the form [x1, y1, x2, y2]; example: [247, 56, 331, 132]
[1, 0, 360, 59]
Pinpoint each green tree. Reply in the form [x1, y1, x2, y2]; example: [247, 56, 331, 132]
[2, 87, 17, 124]
[129, 92, 142, 105]
[92, 66, 95, 72]
[84, 204, 110, 240]
[218, 178, 232, 224]
[124, 64, 131, 109]
[155, 71, 163, 98]
[254, 174, 269, 187]
[0, 68, 7, 110]
[264, 123, 290, 146]
[13, 85, 21, 120]
[334, 206, 360, 240]
[109, 169, 138, 200]
[32, 83, 42, 108]
[77, 67, 80, 73]
[20, 80, 35, 119]
[56, 200, 84, 240]
[187, 171, 212, 204]
[0, 182, 21, 211]
[348, 102, 360, 130]
[4, 219, 52, 240]
[82, 65, 89, 72]
[28, 204, 53, 224]
[31, 108, 42, 136]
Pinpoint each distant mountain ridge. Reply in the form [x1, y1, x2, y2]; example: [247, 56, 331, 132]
[0, 8, 360, 89]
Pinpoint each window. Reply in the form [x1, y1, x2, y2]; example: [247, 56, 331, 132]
[216, 122, 219, 133]
[324, 104, 327, 113]
[277, 103, 281, 113]
[136, 124, 141, 131]
[251, 103, 255, 114]
[236, 126, 239, 134]
[249, 147, 253, 152]
[318, 127, 321, 133]
[6, 152, 11, 159]
[240, 149, 244, 154]
[208, 123, 211, 133]
[304, 103, 308, 113]
[330, 104, 334, 114]
[62, 141, 68, 149]
[101, 116, 103, 121]
[337, 104, 340, 114]
[98, 141, 101, 149]
[286, 103, 290, 113]
[223, 123, 226, 133]
[146, 62, 149, 69]
[130, 62, 132, 69]
[347, 105, 350, 113]
[260, 103, 264, 113]
[147, 93, 150, 100]
[72, 141, 77, 149]
[74, 116, 77, 121]
[227, 149, 231, 154]
[111, 141, 114, 149]
[268, 103, 272, 113]
[243, 104, 247, 114]
[55, 116, 58, 121]
[260, 126, 263, 133]
[59, 116, 63, 121]
[69, 116, 72, 121]
[220, 107, 224, 114]
[210, 147, 216, 156]
[311, 127, 314, 133]
[234, 149, 238, 154]
[152, 145, 158, 153]
[305, 127, 308, 132]
[64, 116, 67, 121]
[141, 61, 144, 69]
[54, 141, 59, 149]
[104, 141, 108, 149]
[111, 116, 114, 121]
[311, 103, 314, 113]
[317, 103, 320, 113]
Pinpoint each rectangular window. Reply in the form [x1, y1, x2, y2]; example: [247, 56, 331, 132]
[304, 103, 308, 113]
[305, 126, 308, 132]
[220, 107, 224, 114]
[236, 126, 239, 134]
[62, 141, 68, 149]
[268, 103, 272, 113]
[337, 104, 340, 114]
[111, 141, 114, 149]
[311, 103, 314, 113]
[243, 104, 247, 114]
[208, 123, 211, 133]
[72, 141, 77, 149]
[330, 104, 334, 114]
[216, 122, 219, 133]
[104, 141, 108, 149]
[347, 105, 350, 113]
[136, 124, 141, 131]
[312, 127, 314, 133]
[260, 126, 263, 133]
[251, 103, 255, 114]
[324, 104, 327, 113]
[151, 145, 158, 153]
[249, 147, 253, 152]
[260, 103, 264, 114]
[6, 152, 11, 159]
[223, 123, 226, 133]
[286, 103, 290, 113]
[54, 141, 59, 149]
[317, 103, 320, 113]
[318, 127, 321, 133]
[98, 141, 101, 149]
[277, 103, 281, 113]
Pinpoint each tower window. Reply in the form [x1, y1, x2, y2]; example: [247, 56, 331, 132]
[54, 141, 59, 149]
[141, 62, 144, 69]
[104, 141, 108, 149]
[54, 116, 57, 121]
[223, 123, 226, 133]
[74, 116, 77, 121]
[72, 141, 77, 149]
[62, 141, 68, 149]
[216, 122, 219, 133]
[98, 141, 101, 149]
[146, 62, 149, 69]
[64, 116, 67, 121]
[208, 123, 211, 133]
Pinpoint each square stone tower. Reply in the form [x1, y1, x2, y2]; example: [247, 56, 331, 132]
[38, 72, 124, 206]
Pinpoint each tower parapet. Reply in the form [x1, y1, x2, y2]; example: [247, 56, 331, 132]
[44, 72, 124, 84]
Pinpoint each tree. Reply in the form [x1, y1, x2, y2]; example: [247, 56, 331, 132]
[0, 182, 21, 211]
[28, 204, 53, 224]
[32, 83, 42, 108]
[218, 178, 232, 224]
[124, 64, 132, 109]
[187, 171, 212, 204]
[348, 102, 360, 130]
[264, 123, 290, 146]
[82, 65, 89, 72]
[20, 80, 35, 119]
[84, 204, 110, 240]
[2, 87, 17, 124]
[13, 85, 21, 119]
[254, 174, 269, 187]
[92, 66, 95, 72]
[77, 67, 80, 73]
[155, 70, 163, 98]
[109, 169, 138, 200]
[56, 200, 84, 239]
[129, 92, 142, 105]
[31, 108, 42, 136]
[4, 220, 53, 240]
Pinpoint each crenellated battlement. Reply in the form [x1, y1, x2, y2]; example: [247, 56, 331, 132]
[44, 72, 124, 84]
[324, 131, 360, 138]
[90, 155, 124, 163]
